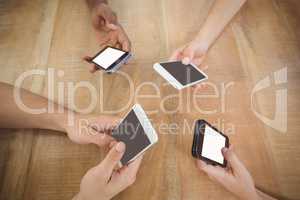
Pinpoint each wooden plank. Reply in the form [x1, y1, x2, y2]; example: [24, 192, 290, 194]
[232, 0, 300, 199]
[0, 0, 299, 199]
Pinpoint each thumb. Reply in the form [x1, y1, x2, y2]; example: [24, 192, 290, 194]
[97, 142, 126, 178]
[106, 23, 118, 30]
[197, 160, 227, 182]
[83, 55, 92, 63]
[222, 146, 246, 175]
[169, 46, 184, 61]
[182, 48, 194, 65]
[101, 7, 117, 26]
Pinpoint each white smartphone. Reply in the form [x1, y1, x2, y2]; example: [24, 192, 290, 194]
[112, 104, 158, 166]
[153, 61, 208, 90]
[91, 46, 131, 73]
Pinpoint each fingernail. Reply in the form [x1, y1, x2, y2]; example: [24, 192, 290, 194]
[109, 141, 116, 148]
[197, 160, 206, 169]
[108, 23, 118, 30]
[222, 147, 228, 153]
[115, 142, 125, 153]
[182, 57, 190, 65]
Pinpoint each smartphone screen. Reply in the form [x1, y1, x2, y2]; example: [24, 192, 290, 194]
[201, 125, 226, 165]
[112, 110, 151, 165]
[92, 47, 126, 69]
[160, 61, 206, 86]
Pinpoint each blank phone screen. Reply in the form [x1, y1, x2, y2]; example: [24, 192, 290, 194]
[92, 47, 126, 69]
[160, 61, 206, 85]
[112, 110, 151, 165]
[201, 125, 226, 164]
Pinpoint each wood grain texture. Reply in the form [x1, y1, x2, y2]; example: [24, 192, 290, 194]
[0, 0, 299, 199]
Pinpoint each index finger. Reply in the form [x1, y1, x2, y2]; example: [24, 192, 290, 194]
[169, 47, 184, 61]
[118, 28, 131, 52]
[83, 56, 99, 73]
[102, 9, 118, 25]
[126, 155, 143, 174]
[121, 39, 131, 52]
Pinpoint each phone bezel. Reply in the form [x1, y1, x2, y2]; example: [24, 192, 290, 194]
[153, 61, 208, 90]
[113, 104, 158, 166]
[91, 46, 130, 71]
[192, 119, 229, 168]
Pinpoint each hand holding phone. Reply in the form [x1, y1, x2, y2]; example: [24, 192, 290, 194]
[74, 142, 143, 200]
[85, 46, 131, 73]
[169, 39, 208, 66]
[153, 61, 207, 90]
[192, 120, 229, 167]
[197, 147, 261, 200]
[111, 104, 158, 166]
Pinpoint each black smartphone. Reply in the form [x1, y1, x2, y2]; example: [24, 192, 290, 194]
[91, 46, 131, 73]
[192, 120, 229, 167]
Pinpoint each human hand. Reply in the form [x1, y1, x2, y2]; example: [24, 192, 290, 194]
[169, 39, 209, 89]
[197, 146, 260, 200]
[73, 142, 143, 200]
[85, 3, 131, 73]
[91, 2, 130, 50]
[169, 38, 209, 67]
[65, 114, 119, 147]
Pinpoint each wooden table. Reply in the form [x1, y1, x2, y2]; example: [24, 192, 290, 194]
[0, 0, 299, 199]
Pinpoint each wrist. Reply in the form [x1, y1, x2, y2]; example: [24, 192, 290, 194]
[190, 37, 209, 54]
[193, 31, 212, 52]
[42, 112, 67, 133]
[86, 0, 107, 10]
[42, 106, 75, 133]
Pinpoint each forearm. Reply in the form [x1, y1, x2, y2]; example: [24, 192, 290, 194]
[86, 0, 107, 9]
[0, 82, 71, 132]
[195, 0, 247, 49]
